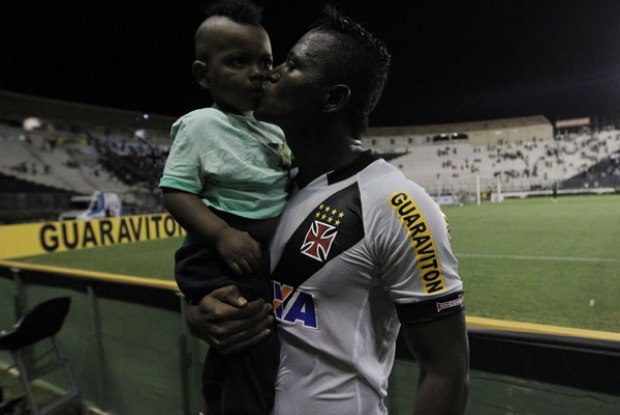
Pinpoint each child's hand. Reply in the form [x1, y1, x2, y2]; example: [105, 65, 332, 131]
[214, 227, 263, 275]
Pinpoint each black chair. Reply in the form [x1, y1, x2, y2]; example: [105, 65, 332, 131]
[0, 386, 24, 415]
[0, 297, 87, 415]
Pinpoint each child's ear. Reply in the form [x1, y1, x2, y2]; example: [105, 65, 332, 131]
[322, 84, 351, 114]
[192, 60, 210, 89]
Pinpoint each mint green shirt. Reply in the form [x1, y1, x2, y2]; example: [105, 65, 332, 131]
[159, 108, 291, 219]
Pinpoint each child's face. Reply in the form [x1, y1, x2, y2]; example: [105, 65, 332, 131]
[194, 17, 273, 115]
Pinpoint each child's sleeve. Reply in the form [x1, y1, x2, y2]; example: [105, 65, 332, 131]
[159, 118, 203, 194]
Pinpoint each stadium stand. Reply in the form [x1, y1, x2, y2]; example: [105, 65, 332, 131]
[2, 91, 619, 216]
[362, 116, 620, 200]
[0, 91, 175, 219]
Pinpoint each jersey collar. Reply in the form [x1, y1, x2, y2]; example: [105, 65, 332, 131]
[326, 149, 380, 185]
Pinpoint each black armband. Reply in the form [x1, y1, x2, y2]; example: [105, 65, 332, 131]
[396, 291, 465, 325]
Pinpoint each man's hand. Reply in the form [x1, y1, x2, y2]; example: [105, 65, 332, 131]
[214, 227, 262, 275]
[185, 285, 274, 354]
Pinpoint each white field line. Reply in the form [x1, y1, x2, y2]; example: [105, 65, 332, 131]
[456, 253, 620, 264]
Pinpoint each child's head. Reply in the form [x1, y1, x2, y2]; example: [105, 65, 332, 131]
[192, 0, 273, 115]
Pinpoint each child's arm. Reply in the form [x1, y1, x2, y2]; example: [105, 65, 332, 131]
[162, 188, 262, 275]
[212, 212, 280, 246]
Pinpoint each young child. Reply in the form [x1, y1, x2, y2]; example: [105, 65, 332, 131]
[158, 1, 290, 413]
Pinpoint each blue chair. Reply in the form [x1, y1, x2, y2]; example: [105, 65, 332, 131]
[0, 297, 86, 415]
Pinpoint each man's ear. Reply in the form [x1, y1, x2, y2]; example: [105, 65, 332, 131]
[322, 84, 351, 114]
[192, 60, 210, 89]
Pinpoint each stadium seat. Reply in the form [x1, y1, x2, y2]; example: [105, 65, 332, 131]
[0, 388, 25, 415]
[0, 297, 87, 415]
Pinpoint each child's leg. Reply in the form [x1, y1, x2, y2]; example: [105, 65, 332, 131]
[176, 243, 279, 415]
[202, 349, 222, 415]
[175, 242, 231, 414]
[175, 242, 231, 304]
[218, 273, 279, 415]
[205, 327, 279, 415]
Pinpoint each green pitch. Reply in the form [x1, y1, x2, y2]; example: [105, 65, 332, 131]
[445, 194, 620, 332]
[15, 194, 620, 332]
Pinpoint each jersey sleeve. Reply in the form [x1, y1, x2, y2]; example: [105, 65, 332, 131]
[368, 179, 465, 325]
[158, 117, 205, 194]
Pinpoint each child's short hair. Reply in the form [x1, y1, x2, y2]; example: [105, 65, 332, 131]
[201, 0, 263, 25]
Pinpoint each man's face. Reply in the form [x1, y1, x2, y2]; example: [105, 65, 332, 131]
[255, 31, 337, 130]
[196, 17, 273, 114]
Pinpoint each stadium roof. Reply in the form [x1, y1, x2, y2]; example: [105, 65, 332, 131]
[0, 90, 176, 133]
[365, 115, 552, 137]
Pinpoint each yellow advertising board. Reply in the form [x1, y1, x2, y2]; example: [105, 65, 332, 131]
[0, 213, 185, 259]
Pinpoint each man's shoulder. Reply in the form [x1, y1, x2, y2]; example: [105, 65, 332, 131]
[358, 159, 423, 195]
[358, 159, 436, 213]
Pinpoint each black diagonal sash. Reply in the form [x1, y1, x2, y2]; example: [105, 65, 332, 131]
[272, 182, 365, 288]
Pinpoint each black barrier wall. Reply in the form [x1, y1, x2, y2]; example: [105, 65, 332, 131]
[1, 262, 619, 415]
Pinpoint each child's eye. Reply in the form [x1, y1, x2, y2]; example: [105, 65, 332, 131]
[262, 58, 273, 70]
[230, 57, 247, 67]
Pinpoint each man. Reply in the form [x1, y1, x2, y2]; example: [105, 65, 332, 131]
[186, 7, 469, 415]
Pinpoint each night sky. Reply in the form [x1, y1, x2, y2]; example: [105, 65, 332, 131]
[3, 0, 620, 127]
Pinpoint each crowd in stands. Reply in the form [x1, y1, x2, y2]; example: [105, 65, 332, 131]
[2, 117, 620, 214]
[0, 120, 169, 212]
[384, 127, 620, 195]
[92, 133, 169, 189]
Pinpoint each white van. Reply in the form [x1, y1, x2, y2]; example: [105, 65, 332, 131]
[59, 192, 122, 220]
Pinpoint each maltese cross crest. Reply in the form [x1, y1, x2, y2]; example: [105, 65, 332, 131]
[300, 204, 345, 262]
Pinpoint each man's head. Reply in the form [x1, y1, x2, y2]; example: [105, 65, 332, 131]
[256, 6, 391, 137]
[192, 0, 274, 114]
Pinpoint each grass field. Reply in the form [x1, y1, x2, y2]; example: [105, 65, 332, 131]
[14, 194, 620, 333]
[445, 194, 620, 332]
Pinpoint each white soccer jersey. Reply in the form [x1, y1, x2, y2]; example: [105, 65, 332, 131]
[269, 152, 465, 415]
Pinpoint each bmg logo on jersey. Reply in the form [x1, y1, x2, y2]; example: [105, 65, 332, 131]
[272, 281, 318, 329]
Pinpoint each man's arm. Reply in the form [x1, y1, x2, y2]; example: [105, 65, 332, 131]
[162, 188, 262, 274]
[401, 311, 469, 415]
[185, 285, 274, 354]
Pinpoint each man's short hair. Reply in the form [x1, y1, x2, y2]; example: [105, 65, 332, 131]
[310, 6, 391, 136]
[201, 0, 263, 25]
